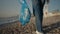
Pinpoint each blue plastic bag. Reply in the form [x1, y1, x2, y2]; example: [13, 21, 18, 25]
[18, 0, 31, 26]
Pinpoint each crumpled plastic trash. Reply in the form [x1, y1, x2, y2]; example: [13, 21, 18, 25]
[18, 0, 31, 26]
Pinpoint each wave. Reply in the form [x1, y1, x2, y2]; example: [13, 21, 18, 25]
[0, 15, 19, 25]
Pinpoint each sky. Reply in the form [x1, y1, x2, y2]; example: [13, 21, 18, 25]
[48, 0, 60, 12]
[0, 0, 60, 17]
[0, 0, 19, 17]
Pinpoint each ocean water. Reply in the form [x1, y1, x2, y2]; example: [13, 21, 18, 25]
[0, 15, 19, 25]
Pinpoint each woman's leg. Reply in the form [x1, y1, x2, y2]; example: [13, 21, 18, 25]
[32, 0, 44, 33]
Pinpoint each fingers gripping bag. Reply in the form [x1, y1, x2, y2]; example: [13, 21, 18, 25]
[18, 0, 31, 26]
